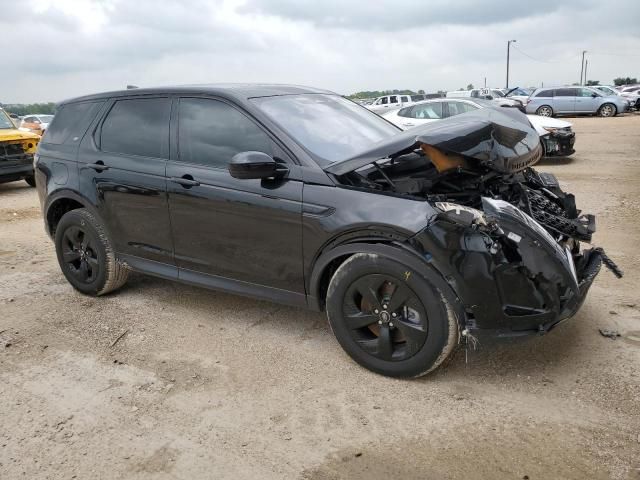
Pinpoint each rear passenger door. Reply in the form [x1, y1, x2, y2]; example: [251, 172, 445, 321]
[166, 96, 304, 297]
[77, 96, 175, 271]
[554, 88, 577, 113]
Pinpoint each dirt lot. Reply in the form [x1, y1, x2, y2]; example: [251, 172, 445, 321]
[1, 114, 640, 480]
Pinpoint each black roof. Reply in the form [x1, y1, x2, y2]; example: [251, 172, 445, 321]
[59, 84, 335, 105]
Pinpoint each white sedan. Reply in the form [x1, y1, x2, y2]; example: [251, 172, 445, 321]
[383, 98, 575, 158]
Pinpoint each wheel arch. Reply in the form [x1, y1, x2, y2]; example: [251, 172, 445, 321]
[307, 240, 466, 328]
[44, 190, 101, 238]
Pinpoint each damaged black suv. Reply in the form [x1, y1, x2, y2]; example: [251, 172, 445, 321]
[36, 85, 621, 378]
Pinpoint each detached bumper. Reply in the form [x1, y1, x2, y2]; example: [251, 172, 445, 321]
[541, 130, 575, 157]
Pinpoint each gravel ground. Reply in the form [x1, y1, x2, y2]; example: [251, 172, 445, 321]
[1, 114, 639, 480]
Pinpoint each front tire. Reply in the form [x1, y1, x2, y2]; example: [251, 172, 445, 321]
[326, 253, 459, 378]
[536, 105, 553, 117]
[55, 209, 129, 296]
[598, 103, 616, 117]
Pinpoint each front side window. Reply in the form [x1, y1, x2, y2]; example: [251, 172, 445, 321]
[410, 102, 443, 119]
[100, 97, 170, 158]
[578, 88, 599, 97]
[251, 94, 399, 164]
[178, 98, 273, 169]
[389, 96, 398, 104]
[380, 97, 388, 105]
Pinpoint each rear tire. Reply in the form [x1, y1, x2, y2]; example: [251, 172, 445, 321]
[536, 105, 553, 117]
[24, 176, 36, 187]
[597, 103, 616, 117]
[54, 209, 129, 296]
[326, 253, 460, 378]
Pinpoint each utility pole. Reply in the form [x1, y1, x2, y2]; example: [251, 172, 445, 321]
[484, 77, 487, 88]
[580, 50, 587, 85]
[584, 59, 588, 85]
[506, 39, 516, 89]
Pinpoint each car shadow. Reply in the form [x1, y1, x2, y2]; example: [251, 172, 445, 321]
[537, 156, 575, 166]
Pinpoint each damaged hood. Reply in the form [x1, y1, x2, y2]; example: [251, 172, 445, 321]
[324, 107, 541, 176]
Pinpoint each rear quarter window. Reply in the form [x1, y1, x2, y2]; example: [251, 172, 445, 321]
[42, 101, 104, 145]
[534, 89, 554, 98]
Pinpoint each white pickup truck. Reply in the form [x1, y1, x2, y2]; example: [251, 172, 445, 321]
[367, 94, 427, 114]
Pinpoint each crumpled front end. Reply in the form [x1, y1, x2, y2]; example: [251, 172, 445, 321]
[411, 197, 620, 336]
[541, 128, 575, 157]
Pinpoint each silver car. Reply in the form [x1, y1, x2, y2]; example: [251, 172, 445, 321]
[525, 86, 629, 117]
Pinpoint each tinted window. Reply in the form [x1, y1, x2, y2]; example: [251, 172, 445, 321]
[178, 98, 273, 168]
[389, 96, 398, 104]
[100, 98, 170, 158]
[252, 94, 399, 164]
[411, 95, 426, 101]
[43, 101, 103, 145]
[380, 97, 388, 105]
[410, 102, 443, 119]
[401, 96, 410, 103]
[535, 89, 554, 98]
[555, 88, 576, 97]
[446, 101, 479, 117]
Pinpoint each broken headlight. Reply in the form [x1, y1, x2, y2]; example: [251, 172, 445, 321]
[435, 202, 487, 226]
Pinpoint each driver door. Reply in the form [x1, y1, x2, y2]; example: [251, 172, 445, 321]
[166, 96, 305, 299]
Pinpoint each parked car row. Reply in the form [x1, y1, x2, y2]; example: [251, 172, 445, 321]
[382, 98, 575, 158]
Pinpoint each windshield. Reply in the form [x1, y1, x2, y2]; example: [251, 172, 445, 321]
[251, 94, 399, 164]
[0, 110, 16, 129]
[490, 90, 504, 97]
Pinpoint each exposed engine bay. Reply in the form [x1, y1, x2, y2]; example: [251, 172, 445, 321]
[339, 149, 596, 243]
[325, 108, 622, 334]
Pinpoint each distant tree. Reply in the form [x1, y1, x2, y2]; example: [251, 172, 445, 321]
[613, 77, 638, 86]
[586, 80, 600, 86]
[418, 89, 425, 94]
[2, 103, 56, 116]
[466, 84, 474, 90]
[571, 82, 580, 86]
[436, 90, 446, 97]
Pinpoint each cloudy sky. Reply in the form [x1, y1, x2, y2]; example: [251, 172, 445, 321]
[2, 0, 640, 103]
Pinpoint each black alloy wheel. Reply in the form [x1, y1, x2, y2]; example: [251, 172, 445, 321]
[54, 208, 129, 296]
[342, 274, 428, 361]
[326, 253, 460, 378]
[60, 225, 100, 284]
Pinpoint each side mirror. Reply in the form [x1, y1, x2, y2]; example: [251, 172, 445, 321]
[228, 151, 288, 180]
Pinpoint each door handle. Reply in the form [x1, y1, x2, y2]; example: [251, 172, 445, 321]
[86, 161, 109, 172]
[403, 123, 415, 127]
[170, 175, 200, 187]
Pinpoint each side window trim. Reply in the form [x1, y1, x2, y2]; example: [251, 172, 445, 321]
[174, 95, 296, 170]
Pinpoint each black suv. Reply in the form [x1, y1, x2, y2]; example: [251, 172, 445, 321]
[36, 85, 618, 377]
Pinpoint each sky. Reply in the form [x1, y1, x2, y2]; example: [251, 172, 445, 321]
[2, 0, 640, 103]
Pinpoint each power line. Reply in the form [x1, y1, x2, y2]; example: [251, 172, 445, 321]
[510, 44, 579, 64]
[589, 50, 640, 58]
